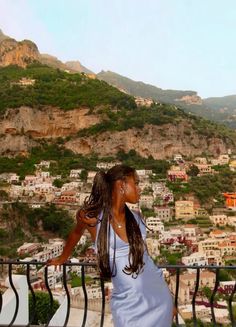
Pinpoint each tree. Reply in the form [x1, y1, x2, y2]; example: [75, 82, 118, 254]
[29, 291, 59, 325]
[52, 178, 63, 188]
[0, 190, 8, 200]
[187, 164, 200, 177]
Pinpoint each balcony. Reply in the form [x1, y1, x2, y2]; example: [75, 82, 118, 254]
[0, 261, 235, 326]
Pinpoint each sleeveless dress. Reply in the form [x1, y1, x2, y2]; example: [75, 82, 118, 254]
[95, 211, 173, 327]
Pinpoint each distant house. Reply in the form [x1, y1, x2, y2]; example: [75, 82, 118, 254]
[17, 243, 41, 256]
[211, 154, 230, 166]
[17, 77, 36, 86]
[175, 201, 195, 220]
[154, 206, 172, 221]
[134, 96, 153, 107]
[182, 252, 207, 267]
[70, 169, 82, 178]
[96, 162, 120, 170]
[209, 215, 228, 226]
[146, 216, 164, 234]
[167, 166, 188, 182]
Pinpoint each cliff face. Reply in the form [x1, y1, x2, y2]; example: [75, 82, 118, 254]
[0, 39, 40, 68]
[0, 106, 101, 155]
[0, 106, 232, 158]
[65, 122, 229, 159]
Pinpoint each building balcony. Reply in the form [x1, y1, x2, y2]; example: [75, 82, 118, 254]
[0, 261, 235, 326]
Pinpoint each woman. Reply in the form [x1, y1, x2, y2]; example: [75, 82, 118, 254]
[48, 165, 174, 327]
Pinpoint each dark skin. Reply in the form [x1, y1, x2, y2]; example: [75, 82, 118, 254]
[47, 173, 140, 266]
[47, 172, 177, 319]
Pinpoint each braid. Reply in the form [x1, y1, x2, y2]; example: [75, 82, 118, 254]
[122, 205, 145, 278]
[79, 165, 146, 279]
[80, 171, 111, 219]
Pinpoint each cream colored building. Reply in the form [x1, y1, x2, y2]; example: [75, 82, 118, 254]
[170, 271, 215, 304]
[175, 201, 195, 220]
[211, 154, 230, 166]
[194, 157, 208, 165]
[146, 238, 160, 257]
[140, 195, 154, 209]
[195, 164, 214, 176]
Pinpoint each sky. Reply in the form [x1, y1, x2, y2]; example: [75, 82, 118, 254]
[0, 0, 236, 98]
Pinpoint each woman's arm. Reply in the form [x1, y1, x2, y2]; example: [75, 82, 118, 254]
[47, 210, 97, 266]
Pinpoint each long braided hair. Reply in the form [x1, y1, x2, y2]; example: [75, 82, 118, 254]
[79, 165, 145, 278]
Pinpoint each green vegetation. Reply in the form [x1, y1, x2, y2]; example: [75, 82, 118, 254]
[77, 102, 188, 136]
[167, 166, 236, 205]
[0, 144, 101, 178]
[69, 272, 93, 288]
[0, 144, 171, 179]
[116, 150, 171, 177]
[190, 114, 236, 140]
[158, 248, 184, 265]
[97, 70, 195, 103]
[0, 64, 136, 113]
[0, 190, 8, 200]
[27, 203, 74, 238]
[29, 291, 59, 325]
[0, 202, 74, 257]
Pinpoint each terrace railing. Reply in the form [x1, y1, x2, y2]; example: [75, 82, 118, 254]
[0, 261, 235, 327]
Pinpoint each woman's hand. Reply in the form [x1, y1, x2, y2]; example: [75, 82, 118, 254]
[172, 306, 178, 319]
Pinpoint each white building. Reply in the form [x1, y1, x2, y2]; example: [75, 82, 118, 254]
[174, 154, 183, 162]
[209, 214, 229, 226]
[70, 169, 82, 178]
[33, 239, 64, 262]
[96, 162, 120, 170]
[183, 225, 198, 241]
[182, 252, 207, 267]
[146, 216, 164, 234]
[8, 173, 20, 184]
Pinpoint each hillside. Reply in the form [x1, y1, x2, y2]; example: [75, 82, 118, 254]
[2, 28, 236, 130]
[0, 64, 235, 159]
[97, 70, 236, 129]
[0, 202, 74, 257]
[97, 70, 197, 103]
[65, 60, 94, 74]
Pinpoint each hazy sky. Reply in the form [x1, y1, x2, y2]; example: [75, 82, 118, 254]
[0, 0, 236, 98]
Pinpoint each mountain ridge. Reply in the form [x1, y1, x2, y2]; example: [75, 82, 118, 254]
[0, 30, 236, 159]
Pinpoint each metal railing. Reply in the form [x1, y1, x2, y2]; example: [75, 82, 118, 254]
[0, 261, 235, 327]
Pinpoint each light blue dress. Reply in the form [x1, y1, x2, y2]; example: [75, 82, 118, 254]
[95, 211, 173, 327]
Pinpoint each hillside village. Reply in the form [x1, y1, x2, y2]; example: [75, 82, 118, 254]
[1, 152, 236, 325]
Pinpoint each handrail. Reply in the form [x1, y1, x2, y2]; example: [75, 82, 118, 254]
[0, 261, 235, 326]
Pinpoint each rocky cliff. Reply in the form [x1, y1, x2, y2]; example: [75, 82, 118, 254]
[0, 106, 233, 158]
[65, 121, 230, 159]
[0, 106, 100, 155]
[0, 38, 40, 68]
[0, 30, 92, 72]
